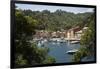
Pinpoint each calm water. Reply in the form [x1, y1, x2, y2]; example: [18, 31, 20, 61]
[42, 41, 80, 63]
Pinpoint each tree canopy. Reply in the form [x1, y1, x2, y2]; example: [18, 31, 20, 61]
[23, 9, 93, 31]
[73, 13, 95, 62]
[14, 10, 55, 67]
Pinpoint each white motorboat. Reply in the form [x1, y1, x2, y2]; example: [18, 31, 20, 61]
[66, 49, 78, 54]
[70, 41, 80, 44]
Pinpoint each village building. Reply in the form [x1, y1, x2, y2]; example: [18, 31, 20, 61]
[66, 26, 88, 39]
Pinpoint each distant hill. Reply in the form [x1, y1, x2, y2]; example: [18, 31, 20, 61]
[21, 9, 93, 31]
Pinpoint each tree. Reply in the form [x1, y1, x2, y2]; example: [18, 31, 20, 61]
[22, 9, 92, 31]
[73, 13, 95, 62]
[14, 10, 55, 67]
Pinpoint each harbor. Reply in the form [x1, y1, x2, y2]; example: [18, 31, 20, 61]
[31, 37, 80, 63]
[36, 39, 80, 63]
[31, 27, 87, 63]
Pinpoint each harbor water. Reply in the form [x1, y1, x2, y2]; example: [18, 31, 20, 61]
[38, 40, 80, 63]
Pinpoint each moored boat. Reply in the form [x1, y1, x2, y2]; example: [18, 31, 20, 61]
[70, 41, 80, 44]
[66, 49, 78, 54]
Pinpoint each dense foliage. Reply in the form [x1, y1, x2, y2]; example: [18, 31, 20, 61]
[14, 10, 55, 67]
[73, 13, 95, 62]
[23, 9, 92, 31]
